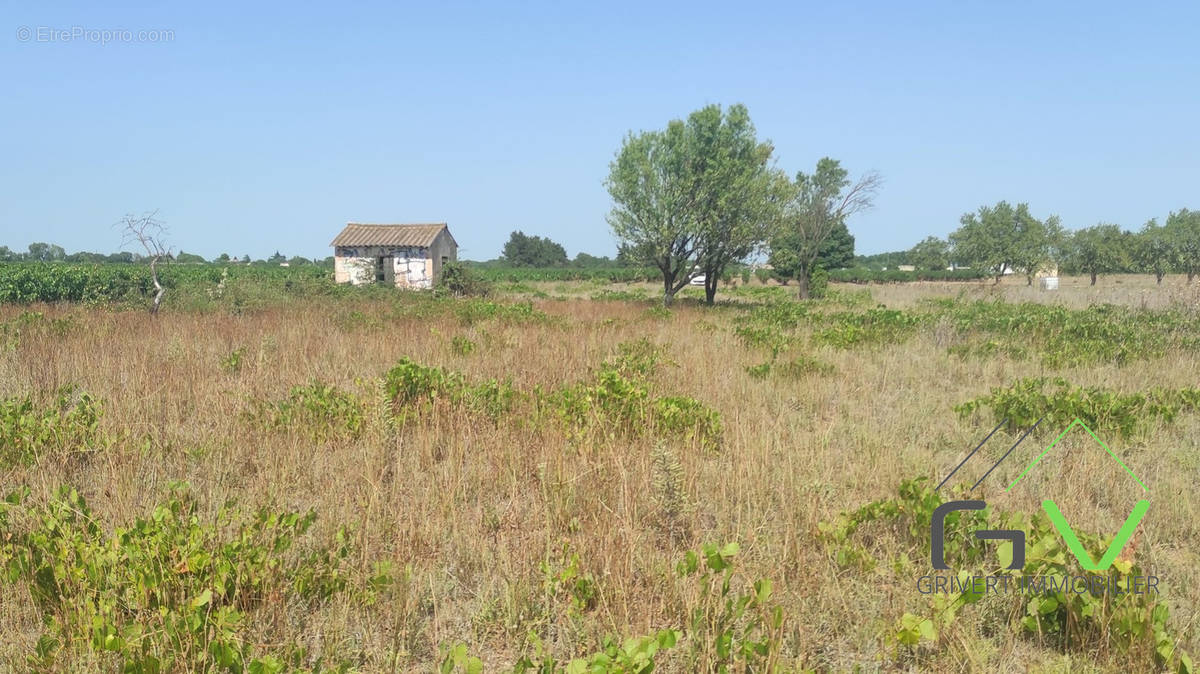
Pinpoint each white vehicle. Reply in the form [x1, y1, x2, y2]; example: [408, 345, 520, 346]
[688, 273, 706, 286]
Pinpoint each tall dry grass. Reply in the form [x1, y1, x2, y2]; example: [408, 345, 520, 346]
[0, 276, 1197, 671]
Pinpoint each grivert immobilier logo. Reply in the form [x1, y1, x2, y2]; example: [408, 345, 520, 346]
[920, 416, 1157, 597]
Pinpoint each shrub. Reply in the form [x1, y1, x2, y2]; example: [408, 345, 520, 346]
[453, 299, 547, 325]
[384, 357, 466, 406]
[929, 299, 1200, 367]
[0, 262, 332, 307]
[0, 483, 352, 672]
[548, 345, 722, 451]
[465, 378, 519, 423]
[652, 396, 723, 451]
[808, 266, 829, 299]
[954, 377, 1200, 439]
[0, 385, 103, 467]
[221, 346, 247, 373]
[813, 308, 924, 349]
[777, 355, 835, 378]
[591, 288, 650, 302]
[820, 478, 1194, 670]
[438, 262, 491, 297]
[382, 357, 517, 423]
[745, 362, 772, 379]
[675, 543, 784, 671]
[261, 380, 365, 439]
[734, 325, 792, 358]
[450, 335, 476, 356]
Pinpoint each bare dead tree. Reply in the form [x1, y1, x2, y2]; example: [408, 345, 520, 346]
[118, 211, 172, 314]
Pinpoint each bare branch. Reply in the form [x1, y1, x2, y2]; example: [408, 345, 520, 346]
[835, 171, 882, 220]
[116, 211, 172, 314]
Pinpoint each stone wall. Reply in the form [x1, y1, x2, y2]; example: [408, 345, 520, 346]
[334, 245, 433, 287]
[393, 256, 431, 289]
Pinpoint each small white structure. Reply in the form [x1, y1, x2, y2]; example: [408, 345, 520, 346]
[897, 264, 916, 272]
[1040, 277, 1059, 290]
[331, 223, 458, 289]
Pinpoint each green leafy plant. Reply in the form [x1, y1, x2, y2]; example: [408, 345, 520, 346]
[548, 347, 722, 451]
[450, 335, 477, 356]
[776, 355, 835, 378]
[807, 266, 829, 299]
[440, 628, 680, 673]
[675, 543, 785, 672]
[255, 380, 365, 439]
[820, 478, 1195, 671]
[0, 385, 104, 467]
[221, 346, 247, 373]
[642, 306, 672, 320]
[652, 396, 723, 452]
[591, 288, 650, 302]
[745, 362, 772, 379]
[0, 483, 352, 672]
[438, 261, 492, 297]
[812, 308, 924, 349]
[927, 299, 1200, 367]
[385, 356, 465, 405]
[954, 377, 1200, 439]
[734, 325, 792, 359]
[540, 542, 599, 618]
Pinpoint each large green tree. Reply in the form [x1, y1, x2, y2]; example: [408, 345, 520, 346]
[949, 202, 1055, 284]
[908, 236, 950, 271]
[690, 105, 785, 304]
[1134, 219, 1177, 284]
[175, 251, 207, 263]
[1010, 213, 1063, 285]
[765, 222, 854, 286]
[768, 158, 880, 299]
[1065, 224, 1128, 285]
[571, 252, 613, 268]
[1165, 209, 1200, 283]
[607, 103, 780, 306]
[608, 119, 700, 306]
[27, 242, 66, 262]
[500, 231, 569, 267]
[817, 222, 855, 270]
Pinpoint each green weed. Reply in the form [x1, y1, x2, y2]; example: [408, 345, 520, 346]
[0, 483, 352, 672]
[450, 335, 477, 356]
[954, 377, 1200, 439]
[256, 380, 365, 439]
[820, 478, 1194, 671]
[0, 385, 104, 467]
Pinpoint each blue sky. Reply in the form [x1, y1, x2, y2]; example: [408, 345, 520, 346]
[2, 1, 1198, 260]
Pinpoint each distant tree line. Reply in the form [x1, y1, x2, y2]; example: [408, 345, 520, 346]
[863, 205, 1200, 286]
[0, 243, 333, 268]
[474, 230, 640, 269]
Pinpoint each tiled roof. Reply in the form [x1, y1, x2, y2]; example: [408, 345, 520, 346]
[330, 223, 449, 247]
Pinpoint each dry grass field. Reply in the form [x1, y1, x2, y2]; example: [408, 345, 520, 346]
[1, 274, 1199, 672]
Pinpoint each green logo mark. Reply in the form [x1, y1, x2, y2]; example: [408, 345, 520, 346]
[1006, 418, 1149, 571]
[934, 418, 1150, 572]
[1042, 499, 1150, 571]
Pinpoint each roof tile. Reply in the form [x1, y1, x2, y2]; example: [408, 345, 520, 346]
[331, 223, 448, 247]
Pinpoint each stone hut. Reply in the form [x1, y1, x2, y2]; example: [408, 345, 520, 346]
[331, 223, 457, 288]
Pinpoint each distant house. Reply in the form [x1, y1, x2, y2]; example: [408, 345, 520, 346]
[897, 264, 916, 272]
[330, 223, 457, 288]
